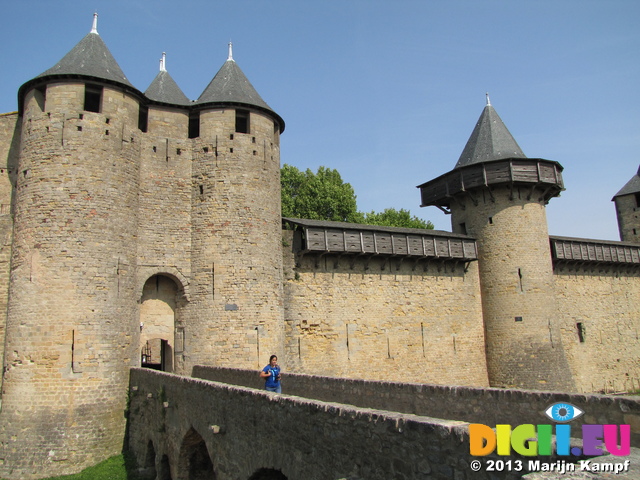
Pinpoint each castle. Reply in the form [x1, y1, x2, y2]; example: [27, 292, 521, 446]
[0, 15, 638, 479]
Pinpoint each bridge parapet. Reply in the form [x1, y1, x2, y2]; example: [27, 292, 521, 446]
[128, 368, 477, 479]
[192, 366, 640, 447]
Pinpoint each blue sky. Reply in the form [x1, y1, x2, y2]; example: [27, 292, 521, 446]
[1, 1, 638, 240]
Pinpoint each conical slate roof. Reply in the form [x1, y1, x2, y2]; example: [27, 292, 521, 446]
[144, 54, 191, 106]
[196, 59, 271, 109]
[36, 16, 133, 88]
[455, 97, 526, 169]
[612, 165, 640, 199]
[196, 46, 284, 131]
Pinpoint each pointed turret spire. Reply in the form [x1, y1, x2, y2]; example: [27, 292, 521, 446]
[195, 44, 285, 131]
[145, 52, 191, 105]
[91, 12, 98, 34]
[455, 97, 526, 169]
[30, 16, 133, 88]
[612, 164, 640, 199]
[228, 41, 234, 61]
[160, 52, 167, 72]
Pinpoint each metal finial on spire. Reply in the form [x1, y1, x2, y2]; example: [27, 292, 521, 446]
[160, 52, 167, 72]
[486, 92, 491, 106]
[228, 41, 234, 61]
[91, 12, 99, 34]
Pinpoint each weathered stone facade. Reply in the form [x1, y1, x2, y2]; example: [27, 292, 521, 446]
[0, 18, 638, 480]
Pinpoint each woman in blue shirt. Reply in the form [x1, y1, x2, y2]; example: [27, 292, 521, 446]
[260, 354, 282, 393]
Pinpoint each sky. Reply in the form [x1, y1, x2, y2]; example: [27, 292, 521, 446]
[1, 1, 638, 240]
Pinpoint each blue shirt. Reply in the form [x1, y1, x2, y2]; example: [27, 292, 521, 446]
[262, 365, 281, 388]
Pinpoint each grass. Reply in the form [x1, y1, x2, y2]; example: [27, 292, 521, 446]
[31, 454, 145, 480]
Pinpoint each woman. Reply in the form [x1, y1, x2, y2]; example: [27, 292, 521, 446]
[260, 355, 282, 393]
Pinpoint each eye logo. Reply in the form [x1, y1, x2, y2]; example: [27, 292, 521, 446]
[544, 402, 584, 423]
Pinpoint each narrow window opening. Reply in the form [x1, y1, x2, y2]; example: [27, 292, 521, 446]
[235, 109, 250, 133]
[203, 147, 209, 153]
[517, 268, 523, 292]
[633, 228, 637, 235]
[77, 126, 83, 132]
[515, 316, 523, 322]
[577, 322, 586, 343]
[84, 84, 102, 113]
[635, 192, 640, 208]
[79, 114, 84, 120]
[153, 146, 157, 153]
[230, 134, 234, 140]
[105, 130, 109, 136]
[138, 105, 148, 132]
[253, 150, 257, 156]
[188, 111, 200, 138]
[105, 118, 110, 124]
[489, 217, 493, 224]
[34, 85, 46, 111]
[459, 223, 467, 235]
[252, 137, 256, 143]
[199, 185, 204, 195]
[176, 148, 181, 155]
[229, 148, 233, 153]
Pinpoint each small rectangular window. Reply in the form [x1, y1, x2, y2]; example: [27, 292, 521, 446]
[635, 192, 640, 208]
[235, 109, 249, 133]
[84, 84, 102, 113]
[188, 111, 200, 138]
[138, 105, 148, 132]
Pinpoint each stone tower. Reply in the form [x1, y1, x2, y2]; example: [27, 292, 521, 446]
[0, 16, 285, 479]
[418, 96, 575, 391]
[612, 165, 640, 243]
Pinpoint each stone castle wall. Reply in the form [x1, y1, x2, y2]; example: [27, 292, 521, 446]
[451, 185, 575, 391]
[615, 193, 640, 243]
[0, 84, 142, 478]
[554, 265, 640, 394]
[0, 112, 19, 370]
[281, 230, 490, 387]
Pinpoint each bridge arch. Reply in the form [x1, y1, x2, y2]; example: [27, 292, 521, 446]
[248, 468, 288, 480]
[178, 427, 215, 480]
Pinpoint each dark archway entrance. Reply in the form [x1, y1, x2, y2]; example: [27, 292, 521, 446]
[140, 275, 179, 372]
[248, 468, 288, 480]
[178, 428, 215, 480]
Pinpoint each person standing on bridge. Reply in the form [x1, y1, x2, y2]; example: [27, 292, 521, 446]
[260, 355, 282, 393]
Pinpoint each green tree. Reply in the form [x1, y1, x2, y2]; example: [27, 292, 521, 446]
[363, 208, 434, 229]
[281, 164, 360, 222]
[281, 165, 433, 229]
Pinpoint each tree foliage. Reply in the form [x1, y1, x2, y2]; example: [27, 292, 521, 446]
[281, 164, 433, 229]
[281, 164, 360, 222]
[362, 208, 434, 229]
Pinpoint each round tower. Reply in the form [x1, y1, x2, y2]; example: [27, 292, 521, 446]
[0, 16, 143, 478]
[184, 43, 286, 371]
[418, 97, 576, 391]
[612, 165, 640, 243]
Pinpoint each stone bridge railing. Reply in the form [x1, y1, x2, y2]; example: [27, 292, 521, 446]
[192, 366, 640, 447]
[127, 368, 640, 480]
[128, 368, 481, 480]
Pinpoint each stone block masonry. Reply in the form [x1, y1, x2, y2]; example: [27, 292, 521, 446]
[194, 366, 640, 448]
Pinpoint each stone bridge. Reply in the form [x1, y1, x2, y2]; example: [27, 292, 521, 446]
[126, 367, 640, 480]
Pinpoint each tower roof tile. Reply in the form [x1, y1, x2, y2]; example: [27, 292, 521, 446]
[455, 100, 526, 169]
[196, 57, 284, 132]
[612, 165, 640, 199]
